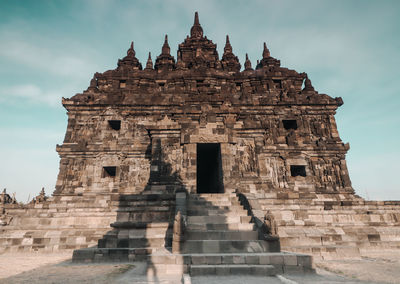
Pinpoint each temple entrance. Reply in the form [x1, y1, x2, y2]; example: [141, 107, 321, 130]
[196, 143, 224, 193]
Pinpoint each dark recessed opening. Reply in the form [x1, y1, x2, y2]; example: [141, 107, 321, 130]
[273, 79, 282, 88]
[119, 80, 126, 88]
[103, 166, 116, 177]
[158, 82, 165, 87]
[197, 143, 224, 194]
[283, 120, 297, 130]
[108, 120, 121, 130]
[290, 165, 306, 177]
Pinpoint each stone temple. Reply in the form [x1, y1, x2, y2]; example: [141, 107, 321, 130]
[1, 12, 400, 276]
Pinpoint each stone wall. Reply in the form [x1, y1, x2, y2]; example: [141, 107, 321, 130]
[0, 194, 117, 253]
[55, 107, 352, 196]
[254, 191, 400, 260]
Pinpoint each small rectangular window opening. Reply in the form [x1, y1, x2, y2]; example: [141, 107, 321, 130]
[273, 79, 282, 88]
[236, 82, 242, 91]
[283, 120, 297, 130]
[103, 166, 116, 177]
[108, 120, 121, 130]
[290, 165, 306, 177]
[119, 80, 126, 88]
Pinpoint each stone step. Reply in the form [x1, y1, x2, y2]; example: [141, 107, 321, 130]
[287, 246, 361, 261]
[148, 252, 310, 266]
[188, 198, 239, 203]
[117, 201, 174, 207]
[182, 240, 277, 253]
[187, 208, 248, 216]
[116, 206, 172, 212]
[110, 221, 172, 229]
[188, 196, 239, 201]
[98, 237, 170, 248]
[190, 264, 276, 276]
[73, 249, 312, 271]
[189, 193, 237, 198]
[281, 227, 400, 237]
[187, 216, 252, 225]
[116, 212, 172, 223]
[186, 223, 255, 231]
[280, 234, 400, 249]
[186, 230, 258, 241]
[72, 247, 172, 262]
[188, 200, 240, 206]
[187, 205, 245, 212]
[101, 228, 172, 239]
[118, 194, 175, 201]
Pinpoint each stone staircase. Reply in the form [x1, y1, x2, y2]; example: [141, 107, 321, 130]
[72, 191, 314, 276]
[73, 192, 176, 263]
[181, 192, 311, 275]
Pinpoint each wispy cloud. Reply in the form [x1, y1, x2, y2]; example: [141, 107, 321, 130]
[0, 36, 98, 79]
[0, 84, 64, 106]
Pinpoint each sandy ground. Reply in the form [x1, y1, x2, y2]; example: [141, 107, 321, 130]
[0, 250, 399, 283]
[0, 252, 133, 284]
[312, 250, 400, 284]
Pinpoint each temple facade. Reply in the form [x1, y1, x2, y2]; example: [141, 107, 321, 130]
[55, 12, 352, 197]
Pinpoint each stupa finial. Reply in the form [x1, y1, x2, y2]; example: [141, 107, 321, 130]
[263, 42, 270, 58]
[194, 11, 200, 25]
[303, 74, 315, 92]
[224, 35, 232, 54]
[162, 34, 171, 55]
[190, 11, 203, 39]
[145, 52, 153, 69]
[244, 53, 252, 70]
[127, 41, 136, 56]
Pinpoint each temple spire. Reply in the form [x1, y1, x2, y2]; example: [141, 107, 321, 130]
[162, 35, 171, 55]
[221, 34, 240, 72]
[190, 11, 203, 39]
[87, 74, 98, 91]
[154, 35, 175, 71]
[145, 52, 153, 69]
[256, 41, 280, 69]
[127, 41, 136, 56]
[224, 35, 232, 54]
[89, 76, 97, 88]
[244, 53, 252, 70]
[117, 41, 142, 70]
[303, 74, 315, 92]
[262, 42, 270, 58]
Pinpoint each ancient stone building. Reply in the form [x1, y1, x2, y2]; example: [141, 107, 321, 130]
[1, 12, 399, 276]
[56, 12, 351, 197]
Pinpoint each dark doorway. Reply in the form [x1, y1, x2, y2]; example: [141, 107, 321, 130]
[196, 143, 224, 193]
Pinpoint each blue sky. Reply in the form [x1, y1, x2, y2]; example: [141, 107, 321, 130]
[0, 0, 399, 202]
